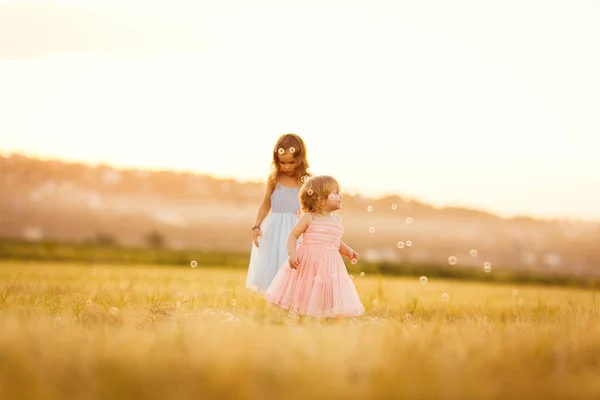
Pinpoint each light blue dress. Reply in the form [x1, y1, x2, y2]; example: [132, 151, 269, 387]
[246, 182, 301, 293]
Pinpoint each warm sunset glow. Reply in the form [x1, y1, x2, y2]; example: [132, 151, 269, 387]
[1, 0, 598, 220]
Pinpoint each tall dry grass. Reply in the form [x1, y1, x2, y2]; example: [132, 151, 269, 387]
[1, 261, 599, 399]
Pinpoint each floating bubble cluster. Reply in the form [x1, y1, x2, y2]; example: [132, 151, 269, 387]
[484, 262, 492, 273]
[365, 201, 493, 285]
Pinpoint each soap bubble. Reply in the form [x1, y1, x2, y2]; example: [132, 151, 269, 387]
[190, 260, 198, 268]
[484, 262, 492, 273]
[448, 256, 457, 265]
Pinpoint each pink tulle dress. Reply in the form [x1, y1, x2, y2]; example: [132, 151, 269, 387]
[264, 214, 364, 318]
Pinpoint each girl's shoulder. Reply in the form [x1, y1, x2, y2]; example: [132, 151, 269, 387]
[265, 178, 277, 195]
[296, 212, 315, 230]
[267, 174, 284, 190]
[299, 211, 315, 222]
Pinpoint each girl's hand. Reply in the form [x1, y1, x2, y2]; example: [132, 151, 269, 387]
[252, 227, 262, 247]
[288, 252, 299, 269]
[350, 250, 360, 262]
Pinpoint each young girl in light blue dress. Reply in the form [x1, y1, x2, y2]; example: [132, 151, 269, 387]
[246, 133, 311, 293]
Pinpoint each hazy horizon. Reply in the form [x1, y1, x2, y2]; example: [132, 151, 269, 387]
[1, 0, 598, 221]
[4, 149, 599, 225]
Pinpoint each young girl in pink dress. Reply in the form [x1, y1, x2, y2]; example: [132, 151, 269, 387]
[265, 175, 364, 319]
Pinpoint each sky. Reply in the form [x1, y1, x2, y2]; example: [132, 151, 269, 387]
[1, 0, 599, 221]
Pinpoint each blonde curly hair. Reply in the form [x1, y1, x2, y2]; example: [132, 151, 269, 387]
[299, 175, 340, 214]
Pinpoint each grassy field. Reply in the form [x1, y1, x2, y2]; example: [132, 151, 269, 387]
[1, 239, 593, 288]
[1, 261, 599, 399]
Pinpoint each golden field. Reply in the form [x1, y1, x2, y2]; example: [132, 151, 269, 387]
[1, 261, 599, 400]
